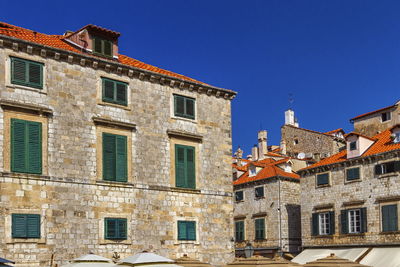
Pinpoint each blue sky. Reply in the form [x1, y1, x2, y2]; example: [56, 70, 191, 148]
[2, 0, 400, 155]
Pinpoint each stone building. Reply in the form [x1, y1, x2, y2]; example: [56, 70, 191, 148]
[294, 124, 400, 266]
[0, 22, 236, 266]
[350, 100, 400, 137]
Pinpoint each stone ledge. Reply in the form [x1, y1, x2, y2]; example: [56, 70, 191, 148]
[342, 200, 365, 207]
[252, 212, 267, 218]
[0, 172, 50, 180]
[167, 129, 203, 142]
[95, 180, 134, 188]
[0, 100, 53, 116]
[376, 195, 400, 203]
[313, 203, 334, 210]
[92, 116, 136, 130]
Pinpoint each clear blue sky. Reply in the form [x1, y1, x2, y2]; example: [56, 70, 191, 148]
[2, 0, 400, 155]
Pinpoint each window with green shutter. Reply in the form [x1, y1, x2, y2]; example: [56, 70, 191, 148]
[11, 119, 42, 174]
[174, 94, 195, 120]
[102, 78, 128, 106]
[104, 218, 127, 240]
[235, 220, 244, 241]
[12, 214, 40, 238]
[346, 167, 360, 181]
[316, 173, 329, 186]
[93, 37, 113, 57]
[177, 221, 196, 241]
[103, 133, 127, 182]
[382, 204, 398, 232]
[175, 144, 195, 189]
[255, 218, 265, 240]
[10, 57, 43, 89]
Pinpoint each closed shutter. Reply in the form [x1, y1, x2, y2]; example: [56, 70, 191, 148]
[360, 207, 367, 233]
[104, 40, 112, 56]
[26, 214, 40, 238]
[116, 82, 127, 105]
[317, 173, 329, 186]
[311, 213, 319, 236]
[11, 119, 27, 172]
[255, 218, 265, 239]
[94, 38, 102, 54]
[347, 168, 360, 180]
[11, 58, 27, 84]
[187, 221, 196, 240]
[186, 146, 195, 189]
[394, 161, 400, 172]
[105, 218, 117, 239]
[382, 204, 398, 232]
[375, 164, 383, 175]
[175, 145, 186, 187]
[174, 95, 185, 116]
[103, 133, 116, 180]
[329, 211, 335, 235]
[27, 121, 42, 174]
[103, 79, 115, 102]
[185, 98, 195, 119]
[117, 218, 127, 239]
[116, 135, 127, 182]
[178, 221, 187, 240]
[341, 210, 349, 234]
[28, 62, 42, 88]
[12, 214, 27, 238]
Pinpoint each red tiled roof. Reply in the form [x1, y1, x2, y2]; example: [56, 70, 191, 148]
[0, 22, 208, 85]
[345, 132, 376, 141]
[350, 103, 397, 121]
[325, 128, 344, 135]
[301, 127, 400, 171]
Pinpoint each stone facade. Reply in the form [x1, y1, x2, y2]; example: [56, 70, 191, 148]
[0, 25, 235, 266]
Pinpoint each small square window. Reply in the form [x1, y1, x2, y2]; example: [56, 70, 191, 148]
[104, 218, 127, 240]
[102, 78, 128, 106]
[178, 221, 196, 241]
[255, 186, 264, 198]
[12, 214, 40, 238]
[382, 112, 391, 122]
[349, 141, 357, 151]
[93, 37, 113, 57]
[316, 173, 329, 186]
[174, 95, 195, 120]
[235, 191, 244, 202]
[10, 57, 43, 89]
[346, 167, 360, 181]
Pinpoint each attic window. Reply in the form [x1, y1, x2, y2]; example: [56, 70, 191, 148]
[249, 166, 256, 177]
[349, 141, 357, 151]
[381, 112, 391, 122]
[394, 132, 400, 144]
[93, 37, 113, 57]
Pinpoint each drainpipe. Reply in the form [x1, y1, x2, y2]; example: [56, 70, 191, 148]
[278, 177, 282, 256]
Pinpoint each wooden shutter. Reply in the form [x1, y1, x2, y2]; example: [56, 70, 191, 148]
[187, 221, 196, 240]
[185, 98, 195, 119]
[255, 218, 265, 239]
[117, 218, 127, 239]
[341, 210, 348, 234]
[11, 119, 27, 172]
[94, 38, 102, 54]
[174, 95, 185, 116]
[235, 221, 244, 241]
[317, 173, 329, 186]
[394, 161, 400, 172]
[175, 145, 186, 187]
[186, 146, 196, 189]
[375, 164, 383, 175]
[347, 168, 360, 180]
[116, 135, 127, 182]
[103, 79, 115, 102]
[116, 82, 127, 105]
[360, 207, 367, 233]
[12, 214, 27, 238]
[28, 62, 43, 88]
[104, 40, 112, 56]
[105, 218, 117, 239]
[27, 121, 42, 174]
[11, 58, 27, 84]
[382, 204, 398, 232]
[178, 221, 187, 240]
[103, 133, 116, 180]
[27, 214, 40, 238]
[311, 213, 319, 236]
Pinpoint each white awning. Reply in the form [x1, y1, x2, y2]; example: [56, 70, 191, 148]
[360, 247, 400, 267]
[292, 248, 368, 264]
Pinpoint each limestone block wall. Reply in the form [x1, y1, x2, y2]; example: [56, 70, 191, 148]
[0, 45, 234, 267]
[300, 151, 400, 248]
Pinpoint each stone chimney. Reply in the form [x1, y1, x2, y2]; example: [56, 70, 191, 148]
[251, 145, 259, 161]
[234, 147, 243, 165]
[280, 139, 287, 155]
[258, 130, 268, 159]
[285, 109, 299, 127]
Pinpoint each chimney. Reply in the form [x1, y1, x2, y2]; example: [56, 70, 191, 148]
[258, 130, 268, 159]
[234, 147, 243, 165]
[251, 145, 259, 161]
[247, 154, 253, 161]
[285, 109, 296, 127]
[280, 139, 287, 155]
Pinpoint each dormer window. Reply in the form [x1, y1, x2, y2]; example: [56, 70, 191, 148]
[249, 166, 256, 177]
[381, 112, 391, 122]
[349, 141, 357, 151]
[93, 37, 113, 57]
[394, 132, 400, 144]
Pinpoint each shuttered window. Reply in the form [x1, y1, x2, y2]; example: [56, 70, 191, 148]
[11, 57, 43, 89]
[346, 167, 360, 181]
[341, 208, 367, 234]
[102, 78, 128, 106]
[235, 221, 245, 241]
[177, 221, 196, 241]
[312, 211, 334, 236]
[93, 37, 113, 57]
[255, 186, 264, 198]
[316, 173, 329, 186]
[175, 144, 195, 189]
[174, 95, 195, 120]
[375, 161, 400, 175]
[235, 191, 244, 202]
[12, 214, 40, 238]
[382, 204, 398, 232]
[103, 133, 127, 182]
[255, 218, 265, 240]
[104, 218, 127, 240]
[11, 119, 42, 174]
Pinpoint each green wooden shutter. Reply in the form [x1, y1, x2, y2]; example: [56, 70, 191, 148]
[175, 145, 186, 187]
[105, 218, 117, 239]
[116, 82, 127, 105]
[329, 211, 335, 235]
[187, 221, 196, 240]
[117, 218, 127, 239]
[104, 40, 112, 56]
[382, 204, 398, 232]
[116, 135, 127, 182]
[27, 121, 42, 174]
[27, 214, 40, 238]
[394, 161, 400, 172]
[174, 95, 185, 116]
[360, 208, 367, 233]
[255, 218, 265, 239]
[103, 133, 116, 181]
[311, 213, 319, 236]
[375, 164, 383, 175]
[11, 58, 27, 84]
[103, 79, 115, 102]
[185, 98, 195, 119]
[28, 62, 43, 88]
[12, 214, 27, 238]
[347, 168, 360, 181]
[341, 210, 348, 234]
[94, 38, 102, 54]
[178, 221, 187, 240]
[317, 173, 329, 186]
[186, 146, 195, 189]
[11, 119, 27, 172]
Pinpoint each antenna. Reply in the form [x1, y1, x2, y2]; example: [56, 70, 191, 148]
[288, 93, 294, 109]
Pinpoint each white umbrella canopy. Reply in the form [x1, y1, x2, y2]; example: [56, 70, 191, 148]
[61, 253, 115, 267]
[115, 252, 183, 267]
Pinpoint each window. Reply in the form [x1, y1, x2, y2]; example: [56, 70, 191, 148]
[382, 112, 391, 122]
[104, 218, 127, 240]
[349, 141, 357, 151]
[394, 132, 400, 144]
[346, 167, 360, 181]
[294, 139, 299, 145]
[254, 218, 265, 240]
[316, 173, 329, 186]
[255, 186, 264, 198]
[102, 78, 128, 106]
[341, 208, 367, 234]
[177, 221, 196, 241]
[235, 221, 244, 241]
[174, 95, 195, 120]
[382, 204, 398, 232]
[11, 119, 42, 174]
[10, 57, 43, 89]
[93, 37, 113, 57]
[235, 191, 244, 202]
[103, 133, 127, 182]
[175, 144, 195, 189]
[311, 211, 334, 236]
[249, 166, 256, 177]
[375, 161, 400, 175]
[12, 214, 40, 238]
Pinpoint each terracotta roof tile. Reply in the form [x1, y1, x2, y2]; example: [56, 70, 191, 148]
[325, 128, 344, 135]
[350, 103, 397, 121]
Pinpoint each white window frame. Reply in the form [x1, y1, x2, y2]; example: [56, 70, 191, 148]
[318, 212, 330, 235]
[381, 111, 391, 122]
[249, 166, 256, 177]
[394, 132, 400, 144]
[348, 209, 361, 234]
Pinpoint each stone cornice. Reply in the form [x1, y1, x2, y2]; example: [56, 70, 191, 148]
[233, 175, 300, 190]
[0, 99, 53, 116]
[92, 116, 136, 130]
[167, 129, 203, 142]
[0, 34, 237, 100]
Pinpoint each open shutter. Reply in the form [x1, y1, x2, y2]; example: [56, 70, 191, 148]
[187, 221, 196, 240]
[118, 219, 127, 239]
[27, 121, 42, 174]
[11, 119, 27, 172]
[103, 79, 115, 102]
[360, 208, 367, 233]
[105, 218, 117, 239]
[329, 211, 335, 235]
[28, 62, 43, 88]
[375, 165, 383, 175]
[103, 134, 116, 180]
[311, 213, 319, 236]
[175, 145, 186, 187]
[116, 83, 127, 105]
[178, 221, 187, 240]
[27, 214, 40, 238]
[11, 58, 27, 84]
[12, 214, 27, 238]
[341, 210, 348, 234]
[116, 135, 127, 182]
[186, 146, 196, 189]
